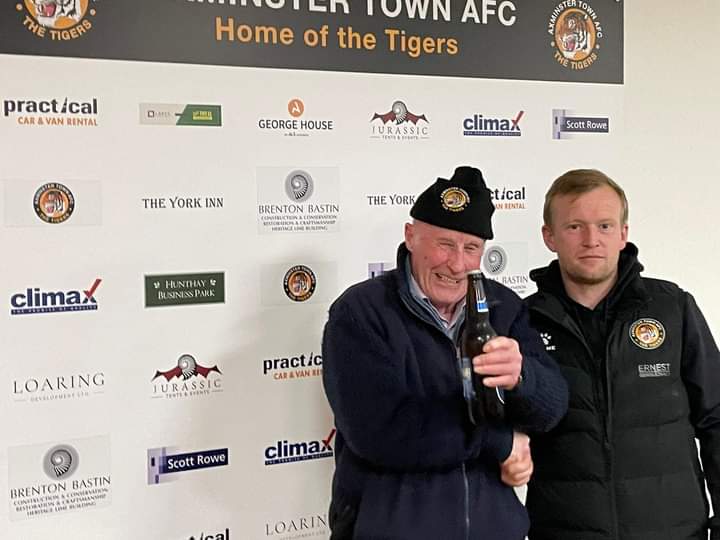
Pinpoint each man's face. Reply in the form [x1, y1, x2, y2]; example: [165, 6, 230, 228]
[542, 185, 628, 288]
[404, 220, 485, 315]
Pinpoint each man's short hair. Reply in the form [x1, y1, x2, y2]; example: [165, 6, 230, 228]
[543, 169, 629, 226]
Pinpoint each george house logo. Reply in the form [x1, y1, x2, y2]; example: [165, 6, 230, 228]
[463, 111, 524, 137]
[148, 446, 229, 485]
[16, 0, 97, 41]
[10, 278, 101, 316]
[552, 109, 609, 139]
[548, 1, 604, 71]
[262, 351, 323, 381]
[258, 98, 334, 137]
[264, 429, 335, 466]
[13, 372, 105, 403]
[370, 100, 430, 141]
[3, 97, 98, 126]
[33, 182, 74, 223]
[152, 354, 223, 399]
[139, 103, 222, 127]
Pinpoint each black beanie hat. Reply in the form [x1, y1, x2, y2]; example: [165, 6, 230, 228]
[410, 166, 495, 239]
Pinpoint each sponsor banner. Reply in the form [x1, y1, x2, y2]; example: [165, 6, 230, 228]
[147, 446, 229, 485]
[264, 513, 329, 539]
[264, 429, 335, 466]
[10, 278, 101, 316]
[152, 354, 223, 399]
[3, 180, 102, 227]
[365, 193, 415, 207]
[481, 242, 530, 296]
[141, 195, 224, 210]
[552, 108, 609, 139]
[139, 103, 222, 127]
[144, 272, 225, 308]
[260, 262, 337, 306]
[8, 435, 112, 521]
[0, 1, 623, 83]
[256, 167, 340, 234]
[12, 371, 105, 403]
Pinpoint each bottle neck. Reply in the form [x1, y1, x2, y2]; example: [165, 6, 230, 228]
[465, 275, 490, 324]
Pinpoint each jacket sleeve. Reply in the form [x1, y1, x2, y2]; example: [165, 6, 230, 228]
[680, 292, 720, 538]
[505, 301, 569, 433]
[322, 298, 512, 472]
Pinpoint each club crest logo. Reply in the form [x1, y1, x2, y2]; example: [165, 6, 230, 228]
[283, 265, 316, 302]
[629, 318, 665, 350]
[548, 2, 603, 70]
[33, 182, 75, 223]
[17, 0, 97, 40]
[440, 187, 469, 212]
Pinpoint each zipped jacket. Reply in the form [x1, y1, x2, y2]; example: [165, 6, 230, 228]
[526, 243, 720, 540]
[322, 243, 568, 540]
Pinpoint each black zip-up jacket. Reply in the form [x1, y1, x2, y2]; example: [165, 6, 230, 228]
[322, 243, 568, 540]
[526, 243, 720, 540]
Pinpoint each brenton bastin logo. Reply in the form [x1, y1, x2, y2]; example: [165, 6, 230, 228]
[629, 318, 666, 350]
[139, 104, 222, 127]
[482, 246, 507, 275]
[440, 187, 469, 212]
[263, 351, 323, 381]
[258, 98, 334, 136]
[370, 100, 430, 140]
[144, 272, 225, 308]
[17, 0, 97, 41]
[152, 354, 223, 399]
[368, 262, 393, 279]
[44, 444, 79, 480]
[3, 97, 98, 126]
[285, 170, 314, 203]
[264, 429, 335, 466]
[33, 182, 74, 223]
[548, 1, 604, 70]
[283, 265, 316, 302]
[10, 278, 101, 315]
[553, 109, 609, 139]
[147, 446, 229, 485]
[8, 435, 112, 521]
[463, 111, 523, 137]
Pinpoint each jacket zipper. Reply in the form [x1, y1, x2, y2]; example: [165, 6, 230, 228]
[462, 462, 470, 540]
[604, 327, 619, 539]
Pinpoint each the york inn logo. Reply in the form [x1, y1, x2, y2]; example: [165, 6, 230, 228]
[10, 278, 101, 315]
[264, 429, 335, 466]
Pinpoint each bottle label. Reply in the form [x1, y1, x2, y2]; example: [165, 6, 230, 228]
[475, 300, 488, 311]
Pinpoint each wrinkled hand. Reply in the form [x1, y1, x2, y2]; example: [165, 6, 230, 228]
[472, 336, 522, 390]
[501, 432, 533, 487]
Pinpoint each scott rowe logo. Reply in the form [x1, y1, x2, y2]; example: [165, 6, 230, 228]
[264, 429, 335, 466]
[16, 0, 98, 40]
[552, 109, 609, 139]
[463, 111, 523, 137]
[10, 278, 101, 316]
[147, 446, 229, 485]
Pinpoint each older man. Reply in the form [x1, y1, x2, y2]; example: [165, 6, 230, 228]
[322, 166, 568, 540]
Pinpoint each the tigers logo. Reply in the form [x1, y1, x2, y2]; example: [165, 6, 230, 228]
[283, 265, 316, 302]
[33, 182, 75, 224]
[548, 2, 603, 70]
[629, 318, 666, 350]
[440, 187, 469, 212]
[18, 0, 96, 40]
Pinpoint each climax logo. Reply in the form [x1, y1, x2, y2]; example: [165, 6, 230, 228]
[10, 278, 101, 315]
[16, 0, 97, 41]
[463, 111, 523, 137]
[264, 429, 335, 466]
